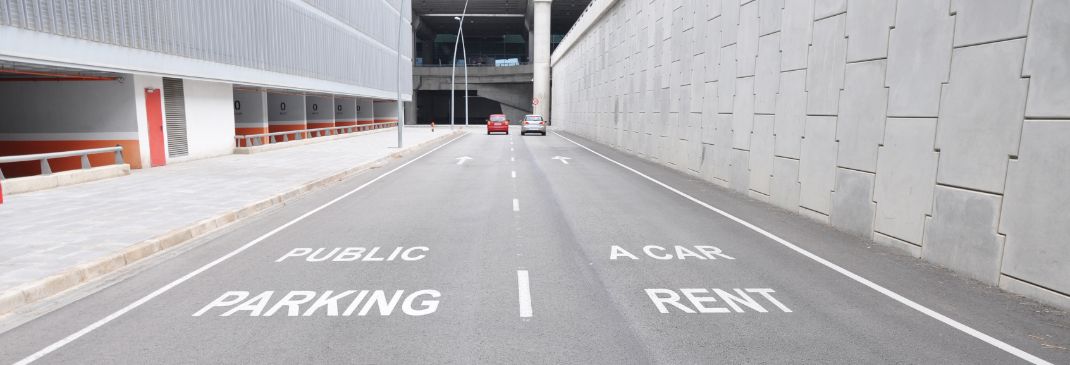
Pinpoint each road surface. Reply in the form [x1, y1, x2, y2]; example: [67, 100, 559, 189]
[0, 128, 1067, 364]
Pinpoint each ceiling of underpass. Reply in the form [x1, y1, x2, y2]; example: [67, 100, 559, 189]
[413, 0, 593, 38]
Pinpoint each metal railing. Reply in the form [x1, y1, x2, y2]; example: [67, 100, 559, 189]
[0, 146, 125, 180]
[234, 122, 398, 148]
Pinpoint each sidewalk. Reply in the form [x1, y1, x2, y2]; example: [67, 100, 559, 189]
[0, 126, 461, 315]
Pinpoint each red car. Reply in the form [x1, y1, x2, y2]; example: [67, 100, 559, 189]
[486, 114, 510, 135]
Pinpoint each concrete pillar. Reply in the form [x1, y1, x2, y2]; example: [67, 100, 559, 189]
[356, 98, 375, 127]
[532, 0, 552, 119]
[233, 89, 268, 146]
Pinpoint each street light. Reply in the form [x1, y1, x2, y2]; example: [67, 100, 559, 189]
[450, 0, 469, 129]
[455, 16, 469, 127]
[395, 0, 406, 147]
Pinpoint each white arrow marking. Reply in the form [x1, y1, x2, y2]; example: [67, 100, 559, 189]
[552, 156, 572, 165]
[456, 156, 473, 165]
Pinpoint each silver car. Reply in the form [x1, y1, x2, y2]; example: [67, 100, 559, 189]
[520, 115, 547, 136]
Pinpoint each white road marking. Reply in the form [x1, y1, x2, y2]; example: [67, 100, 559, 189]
[513, 199, 520, 212]
[511, 171, 517, 178]
[12, 133, 470, 365]
[517, 270, 533, 318]
[552, 131, 1053, 365]
[510, 147, 514, 152]
[552, 156, 571, 165]
[455, 156, 472, 165]
[511, 157, 515, 162]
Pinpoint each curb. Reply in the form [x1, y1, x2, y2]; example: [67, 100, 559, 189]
[0, 130, 464, 317]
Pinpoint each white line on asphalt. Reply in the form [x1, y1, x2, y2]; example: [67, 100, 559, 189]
[552, 131, 1053, 365]
[13, 133, 470, 365]
[512, 171, 517, 178]
[511, 147, 514, 152]
[517, 270, 532, 318]
[511, 157, 515, 162]
[513, 199, 520, 212]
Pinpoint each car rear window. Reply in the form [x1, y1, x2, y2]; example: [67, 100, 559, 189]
[525, 116, 543, 121]
[491, 116, 507, 122]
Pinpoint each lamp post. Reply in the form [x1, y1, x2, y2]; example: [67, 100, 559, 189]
[395, 0, 406, 147]
[455, 17, 469, 127]
[450, 0, 469, 129]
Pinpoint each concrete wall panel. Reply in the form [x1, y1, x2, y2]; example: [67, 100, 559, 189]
[936, 40, 1027, 194]
[732, 77, 755, 149]
[814, 0, 847, 20]
[999, 121, 1070, 296]
[737, 2, 760, 77]
[717, 45, 738, 113]
[923, 186, 1005, 285]
[758, 0, 784, 35]
[1022, 0, 1070, 118]
[749, 115, 776, 195]
[885, 0, 953, 117]
[845, 0, 896, 62]
[950, 0, 1030, 47]
[873, 118, 938, 245]
[771, 157, 801, 212]
[806, 14, 847, 116]
[798, 116, 837, 214]
[773, 70, 806, 159]
[754, 33, 782, 114]
[836, 60, 887, 172]
[779, 0, 815, 71]
[831, 168, 876, 237]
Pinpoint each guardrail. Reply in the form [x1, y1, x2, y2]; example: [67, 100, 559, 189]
[0, 146, 125, 180]
[234, 122, 398, 147]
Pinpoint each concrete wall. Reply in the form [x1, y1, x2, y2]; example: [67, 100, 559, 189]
[0, 77, 141, 176]
[176, 80, 236, 161]
[267, 93, 307, 133]
[357, 98, 375, 125]
[335, 97, 358, 126]
[305, 95, 335, 129]
[551, 0, 1070, 309]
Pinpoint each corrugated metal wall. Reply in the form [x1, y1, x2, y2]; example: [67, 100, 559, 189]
[0, 0, 412, 93]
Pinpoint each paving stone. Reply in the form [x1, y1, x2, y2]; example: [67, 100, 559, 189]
[936, 39, 1027, 194]
[885, 0, 954, 117]
[836, 59, 887, 173]
[873, 118, 938, 245]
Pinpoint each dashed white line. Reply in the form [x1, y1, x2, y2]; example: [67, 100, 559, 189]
[511, 171, 517, 178]
[12, 134, 471, 365]
[553, 131, 1053, 365]
[517, 270, 533, 318]
[513, 199, 520, 212]
[511, 157, 515, 162]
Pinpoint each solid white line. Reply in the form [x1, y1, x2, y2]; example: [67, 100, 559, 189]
[13, 133, 470, 365]
[517, 270, 532, 318]
[552, 132, 1052, 365]
[511, 171, 517, 178]
[513, 199, 520, 212]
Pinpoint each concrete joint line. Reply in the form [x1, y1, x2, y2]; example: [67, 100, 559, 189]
[0, 130, 464, 320]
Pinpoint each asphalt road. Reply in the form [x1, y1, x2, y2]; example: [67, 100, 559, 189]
[0, 127, 1067, 364]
